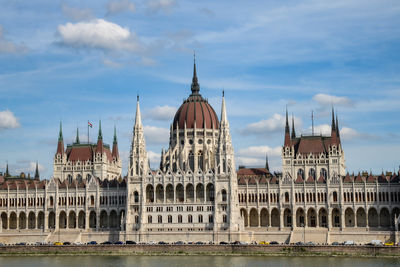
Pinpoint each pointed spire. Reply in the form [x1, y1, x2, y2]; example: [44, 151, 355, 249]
[112, 124, 119, 159]
[285, 108, 289, 134]
[190, 52, 200, 96]
[265, 154, 270, 171]
[34, 161, 39, 179]
[98, 120, 103, 140]
[58, 121, 63, 141]
[135, 95, 142, 127]
[291, 115, 296, 139]
[113, 124, 118, 144]
[284, 108, 291, 147]
[331, 106, 336, 131]
[336, 113, 340, 138]
[5, 161, 9, 177]
[220, 90, 228, 125]
[75, 127, 80, 144]
[56, 122, 65, 155]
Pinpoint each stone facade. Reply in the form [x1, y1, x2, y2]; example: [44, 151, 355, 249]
[0, 62, 399, 244]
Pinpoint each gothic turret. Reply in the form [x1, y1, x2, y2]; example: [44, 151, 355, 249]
[112, 125, 119, 160]
[128, 95, 149, 177]
[34, 161, 40, 179]
[331, 108, 339, 145]
[96, 120, 104, 154]
[5, 162, 9, 177]
[291, 115, 296, 139]
[56, 122, 64, 155]
[217, 91, 234, 174]
[75, 127, 80, 144]
[284, 108, 291, 147]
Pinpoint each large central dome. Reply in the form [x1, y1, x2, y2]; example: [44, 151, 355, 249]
[172, 61, 219, 130]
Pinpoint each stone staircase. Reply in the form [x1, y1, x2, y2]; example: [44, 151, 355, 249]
[289, 228, 329, 244]
[45, 230, 82, 243]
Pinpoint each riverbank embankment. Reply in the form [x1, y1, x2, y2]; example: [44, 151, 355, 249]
[0, 244, 399, 257]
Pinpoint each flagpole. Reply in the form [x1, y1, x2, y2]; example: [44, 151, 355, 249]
[87, 120, 90, 143]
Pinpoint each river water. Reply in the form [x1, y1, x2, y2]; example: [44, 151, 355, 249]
[0, 255, 399, 267]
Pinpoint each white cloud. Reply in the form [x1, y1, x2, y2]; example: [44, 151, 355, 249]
[237, 145, 281, 158]
[306, 123, 331, 135]
[146, 0, 177, 13]
[62, 5, 93, 21]
[146, 105, 176, 121]
[243, 113, 302, 135]
[103, 58, 122, 68]
[0, 26, 27, 54]
[236, 145, 282, 170]
[0, 110, 20, 130]
[143, 125, 169, 144]
[313, 93, 353, 107]
[340, 127, 362, 140]
[57, 19, 140, 51]
[148, 150, 161, 168]
[28, 162, 45, 173]
[106, 0, 136, 15]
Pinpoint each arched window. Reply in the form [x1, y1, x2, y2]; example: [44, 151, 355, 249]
[285, 192, 289, 203]
[67, 174, 73, 183]
[90, 195, 94, 205]
[49, 196, 53, 206]
[333, 191, 338, 202]
[188, 214, 193, 223]
[158, 215, 162, 223]
[209, 214, 213, 223]
[134, 191, 139, 203]
[135, 215, 139, 224]
[297, 169, 304, 180]
[309, 168, 316, 179]
[76, 174, 82, 183]
[198, 214, 203, 223]
[320, 168, 327, 179]
[178, 215, 182, 223]
[148, 215, 152, 224]
[223, 215, 227, 223]
[221, 189, 227, 202]
[168, 215, 172, 223]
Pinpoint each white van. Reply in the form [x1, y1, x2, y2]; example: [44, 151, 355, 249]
[344, 240, 355, 245]
[370, 240, 383, 246]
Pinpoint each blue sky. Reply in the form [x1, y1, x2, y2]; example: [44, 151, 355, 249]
[0, 0, 399, 179]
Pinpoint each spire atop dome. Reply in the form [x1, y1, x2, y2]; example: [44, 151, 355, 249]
[190, 53, 200, 96]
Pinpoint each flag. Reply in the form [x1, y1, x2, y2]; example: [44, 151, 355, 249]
[88, 121, 93, 128]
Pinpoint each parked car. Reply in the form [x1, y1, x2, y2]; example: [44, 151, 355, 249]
[88, 241, 97, 245]
[63, 242, 71, 245]
[53, 242, 63, 246]
[126, 241, 136, 245]
[344, 240, 355, 245]
[331, 242, 340, 246]
[295, 242, 305, 246]
[270, 241, 279, 245]
[101, 241, 112, 245]
[174, 241, 184, 245]
[219, 241, 228, 245]
[306, 241, 315, 246]
[114, 241, 124, 245]
[259, 241, 269, 245]
[158, 241, 167, 245]
[385, 242, 394, 246]
[195, 241, 205, 245]
[370, 240, 383, 246]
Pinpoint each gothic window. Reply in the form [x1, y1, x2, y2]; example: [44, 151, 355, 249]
[146, 185, 154, 203]
[221, 189, 227, 202]
[209, 214, 213, 223]
[188, 214, 193, 223]
[158, 215, 162, 223]
[297, 169, 304, 180]
[309, 168, 316, 179]
[135, 216, 139, 224]
[86, 174, 91, 181]
[134, 191, 139, 203]
[67, 174, 73, 183]
[189, 151, 194, 171]
[320, 168, 327, 179]
[206, 183, 214, 202]
[285, 192, 289, 203]
[178, 215, 182, 223]
[148, 215, 152, 224]
[198, 214, 203, 223]
[76, 174, 82, 183]
[223, 215, 227, 223]
[168, 215, 172, 223]
[333, 191, 338, 202]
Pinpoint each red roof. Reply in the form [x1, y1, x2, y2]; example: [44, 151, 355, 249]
[173, 95, 219, 130]
[66, 143, 113, 163]
[237, 168, 270, 176]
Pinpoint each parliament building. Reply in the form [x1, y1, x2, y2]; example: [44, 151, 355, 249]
[0, 61, 399, 244]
